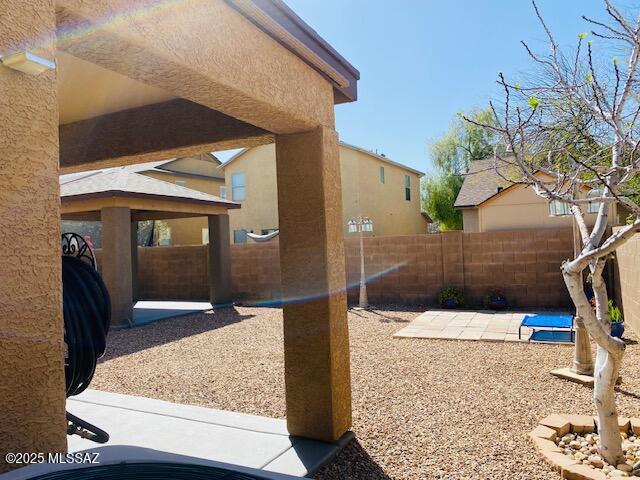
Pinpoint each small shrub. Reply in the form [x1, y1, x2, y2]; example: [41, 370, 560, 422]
[608, 300, 623, 323]
[439, 286, 464, 307]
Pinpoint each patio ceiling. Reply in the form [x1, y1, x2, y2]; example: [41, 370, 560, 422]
[55, 0, 359, 173]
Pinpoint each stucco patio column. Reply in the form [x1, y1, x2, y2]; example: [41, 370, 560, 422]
[208, 214, 231, 305]
[131, 220, 139, 301]
[101, 207, 133, 326]
[275, 126, 352, 442]
[0, 1, 67, 465]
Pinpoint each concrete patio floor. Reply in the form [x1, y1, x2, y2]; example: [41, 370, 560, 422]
[61, 390, 352, 478]
[117, 301, 214, 329]
[393, 309, 571, 343]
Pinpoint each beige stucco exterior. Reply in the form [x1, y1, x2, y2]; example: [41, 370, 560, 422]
[461, 180, 623, 233]
[222, 143, 428, 243]
[2, 0, 357, 462]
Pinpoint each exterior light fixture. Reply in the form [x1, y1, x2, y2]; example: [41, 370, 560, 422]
[347, 216, 374, 309]
[1, 51, 55, 75]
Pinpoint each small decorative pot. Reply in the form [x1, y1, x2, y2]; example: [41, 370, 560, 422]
[611, 322, 625, 338]
[442, 298, 459, 309]
[488, 298, 507, 310]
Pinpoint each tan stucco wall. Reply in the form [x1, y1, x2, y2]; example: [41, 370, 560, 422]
[223, 144, 427, 243]
[57, 0, 335, 134]
[615, 230, 640, 335]
[224, 144, 280, 242]
[340, 146, 426, 236]
[141, 170, 225, 246]
[0, 0, 67, 466]
[470, 184, 601, 233]
[462, 209, 480, 233]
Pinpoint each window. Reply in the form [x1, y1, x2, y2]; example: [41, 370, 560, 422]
[202, 228, 209, 245]
[234, 229, 248, 244]
[219, 186, 227, 199]
[549, 200, 572, 216]
[231, 173, 246, 201]
[587, 188, 603, 214]
[404, 175, 411, 201]
[158, 227, 172, 246]
[175, 180, 186, 187]
[379, 166, 385, 184]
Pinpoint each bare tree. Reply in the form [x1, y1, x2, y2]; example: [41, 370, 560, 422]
[466, 0, 640, 466]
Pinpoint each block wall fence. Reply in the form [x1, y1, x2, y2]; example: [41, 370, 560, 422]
[98, 228, 576, 309]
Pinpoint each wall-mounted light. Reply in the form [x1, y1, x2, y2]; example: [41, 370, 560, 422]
[1, 51, 55, 75]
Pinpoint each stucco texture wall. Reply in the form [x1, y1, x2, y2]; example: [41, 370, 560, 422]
[615, 231, 640, 334]
[225, 144, 280, 242]
[0, 0, 67, 467]
[470, 183, 605, 233]
[57, 0, 335, 134]
[223, 144, 428, 243]
[131, 229, 574, 309]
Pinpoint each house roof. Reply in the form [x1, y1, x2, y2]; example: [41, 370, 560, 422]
[218, 142, 425, 176]
[454, 157, 521, 208]
[60, 168, 239, 208]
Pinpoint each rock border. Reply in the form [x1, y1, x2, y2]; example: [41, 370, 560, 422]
[531, 414, 640, 480]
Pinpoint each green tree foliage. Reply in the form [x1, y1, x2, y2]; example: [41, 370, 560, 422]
[422, 174, 464, 230]
[422, 108, 497, 230]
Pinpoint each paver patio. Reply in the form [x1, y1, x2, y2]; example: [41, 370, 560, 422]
[393, 309, 571, 342]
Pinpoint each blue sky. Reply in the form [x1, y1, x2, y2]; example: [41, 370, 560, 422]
[225, 0, 613, 174]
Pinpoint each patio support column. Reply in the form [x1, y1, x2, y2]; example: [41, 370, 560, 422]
[131, 220, 139, 301]
[101, 207, 133, 327]
[275, 126, 352, 442]
[0, 0, 68, 466]
[208, 214, 231, 306]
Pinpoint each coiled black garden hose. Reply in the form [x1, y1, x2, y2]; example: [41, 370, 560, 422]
[62, 255, 111, 443]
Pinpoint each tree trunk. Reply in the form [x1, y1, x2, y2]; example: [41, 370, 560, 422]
[563, 267, 625, 466]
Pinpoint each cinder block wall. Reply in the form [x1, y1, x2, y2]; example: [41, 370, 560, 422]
[614, 230, 640, 332]
[101, 228, 574, 308]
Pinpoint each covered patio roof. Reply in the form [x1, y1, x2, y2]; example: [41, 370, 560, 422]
[60, 168, 237, 327]
[2, 0, 358, 465]
[60, 168, 239, 221]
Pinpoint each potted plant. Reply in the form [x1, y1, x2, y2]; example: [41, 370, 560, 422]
[487, 289, 507, 310]
[608, 300, 625, 338]
[439, 286, 463, 309]
[588, 297, 624, 338]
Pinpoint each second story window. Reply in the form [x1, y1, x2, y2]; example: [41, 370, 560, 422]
[219, 186, 227, 199]
[549, 200, 572, 216]
[379, 166, 385, 184]
[404, 175, 411, 201]
[231, 172, 246, 201]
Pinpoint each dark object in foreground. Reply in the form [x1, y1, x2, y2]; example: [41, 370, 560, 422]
[24, 462, 274, 480]
[62, 233, 111, 443]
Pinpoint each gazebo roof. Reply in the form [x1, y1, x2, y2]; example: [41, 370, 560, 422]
[61, 168, 237, 208]
[60, 168, 239, 221]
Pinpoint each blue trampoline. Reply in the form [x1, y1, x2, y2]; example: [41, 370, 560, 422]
[519, 314, 574, 343]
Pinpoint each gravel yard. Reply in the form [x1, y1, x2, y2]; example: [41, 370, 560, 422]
[93, 306, 640, 480]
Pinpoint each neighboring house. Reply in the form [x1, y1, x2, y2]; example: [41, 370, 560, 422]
[454, 157, 627, 233]
[221, 142, 429, 243]
[128, 154, 226, 245]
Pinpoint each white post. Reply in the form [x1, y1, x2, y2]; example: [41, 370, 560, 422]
[358, 224, 368, 308]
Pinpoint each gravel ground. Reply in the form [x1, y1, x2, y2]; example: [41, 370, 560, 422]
[93, 306, 640, 480]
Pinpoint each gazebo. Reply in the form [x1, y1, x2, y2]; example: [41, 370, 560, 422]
[0, 0, 359, 465]
[60, 168, 239, 327]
